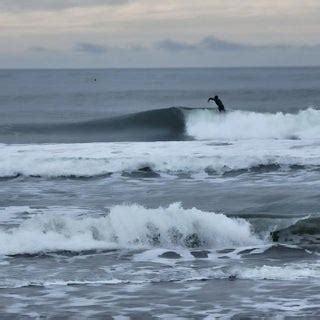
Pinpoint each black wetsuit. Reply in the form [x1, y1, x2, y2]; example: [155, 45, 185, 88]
[208, 96, 225, 112]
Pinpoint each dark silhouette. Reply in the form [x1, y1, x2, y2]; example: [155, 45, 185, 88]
[208, 95, 225, 112]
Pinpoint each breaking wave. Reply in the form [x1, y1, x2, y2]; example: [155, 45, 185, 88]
[0, 203, 262, 256]
[0, 139, 319, 178]
[1, 107, 320, 143]
[185, 107, 320, 140]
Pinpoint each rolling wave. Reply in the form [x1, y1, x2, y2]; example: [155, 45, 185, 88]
[1, 107, 319, 143]
[0, 107, 186, 143]
[271, 216, 320, 245]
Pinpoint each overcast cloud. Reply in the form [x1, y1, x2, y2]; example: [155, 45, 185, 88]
[75, 43, 108, 54]
[0, 0, 131, 12]
[0, 0, 319, 67]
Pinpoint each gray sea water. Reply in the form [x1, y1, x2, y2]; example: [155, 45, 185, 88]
[1, 67, 320, 318]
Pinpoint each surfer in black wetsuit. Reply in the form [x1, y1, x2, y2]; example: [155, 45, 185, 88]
[208, 95, 225, 112]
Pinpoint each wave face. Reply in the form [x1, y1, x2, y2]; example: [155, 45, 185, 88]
[0, 107, 186, 143]
[1, 107, 319, 143]
[74, 107, 186, 141]
[0, 203, 261, 256]
[185, 108, 320, 140]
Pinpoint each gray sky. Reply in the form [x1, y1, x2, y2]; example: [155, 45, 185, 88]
[0, 0, 319, 68]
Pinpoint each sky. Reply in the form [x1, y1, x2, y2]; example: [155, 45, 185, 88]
[0, 0, 319, 68]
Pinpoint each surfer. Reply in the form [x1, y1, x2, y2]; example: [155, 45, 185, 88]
[208, 95, 225, 112]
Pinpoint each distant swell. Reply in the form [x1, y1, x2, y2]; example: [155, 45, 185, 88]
[1, 107, 320, 143]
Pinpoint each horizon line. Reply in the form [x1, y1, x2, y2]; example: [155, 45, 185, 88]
[1, 65, 320, 71]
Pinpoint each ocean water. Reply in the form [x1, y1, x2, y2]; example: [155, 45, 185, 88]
[1, 67, 320, 318]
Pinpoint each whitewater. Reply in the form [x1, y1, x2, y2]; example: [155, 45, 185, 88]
[185, 107, 320, 140]
[1, 137, 320, 178]
[0, 203, 262, 256]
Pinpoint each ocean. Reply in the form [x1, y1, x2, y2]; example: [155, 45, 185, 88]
[1, 67, 320, 318]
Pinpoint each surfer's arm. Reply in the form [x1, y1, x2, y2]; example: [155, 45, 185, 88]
[207, 97, 214, 103]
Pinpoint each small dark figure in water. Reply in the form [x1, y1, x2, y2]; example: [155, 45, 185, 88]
[208, 95, 225, 112]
